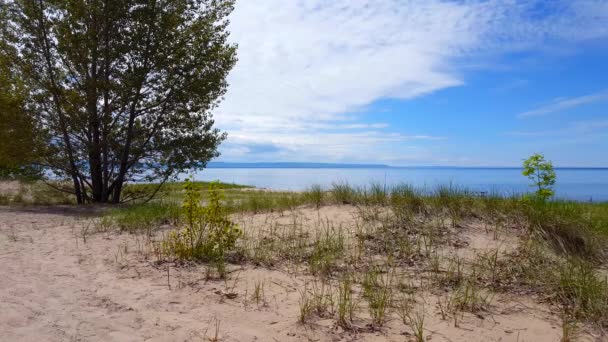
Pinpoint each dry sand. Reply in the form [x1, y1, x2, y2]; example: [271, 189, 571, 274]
[0, 204, 596, 341]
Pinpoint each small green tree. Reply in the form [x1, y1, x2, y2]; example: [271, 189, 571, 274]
[522, 153, 556, 200]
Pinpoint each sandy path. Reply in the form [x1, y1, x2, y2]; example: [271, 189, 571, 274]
[0, 206, 578, 341]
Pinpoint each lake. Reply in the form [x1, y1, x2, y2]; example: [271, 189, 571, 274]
[193, 167, 608, 202]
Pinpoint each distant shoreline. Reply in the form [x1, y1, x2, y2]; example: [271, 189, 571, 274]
[207, 162, 608, 170]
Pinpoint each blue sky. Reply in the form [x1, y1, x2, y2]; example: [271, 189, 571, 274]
[214, 0, 608, 167]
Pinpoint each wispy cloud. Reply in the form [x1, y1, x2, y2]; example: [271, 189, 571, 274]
[506, 119, 608, 137]
[214, 0, 608, 164]
[518, 90, 608, 118]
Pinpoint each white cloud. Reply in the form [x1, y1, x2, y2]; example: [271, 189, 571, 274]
[214, 0, 608, 164]
[519, 89, 608, 118]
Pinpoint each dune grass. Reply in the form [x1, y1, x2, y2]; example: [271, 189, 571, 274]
[99, 201, 181, 233]
[0, 180, 76, 205]
[17, 178, 607, 332]
[98, 181, 608, 261]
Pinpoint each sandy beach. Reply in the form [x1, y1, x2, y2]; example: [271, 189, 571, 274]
[1, 202, 586, 341]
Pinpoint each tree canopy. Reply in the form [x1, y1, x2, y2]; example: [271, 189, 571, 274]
[0, 6, 43, 179]
[0, 0, 237, 202]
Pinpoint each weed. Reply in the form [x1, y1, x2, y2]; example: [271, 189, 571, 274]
[204, 317, 222, 342]
[102, 202, 180, 233]
[162, 179, 242, 278]
[304, 185, 324, 209]
[561, 312, 579, 342]
[396, 292, 414, 325]
[298, 287, 313, 323]
[310, 280, 335, 317]
[364, 268, 393, 327]
[331, 182, 357, 204]
[309, 225, 345, 277]
[555, 258, 608, 324]
[337, 274, 358, 328]
[252, 280, 267, 307]
[448, 278, 493, 313]
[406, 304, 426, 342]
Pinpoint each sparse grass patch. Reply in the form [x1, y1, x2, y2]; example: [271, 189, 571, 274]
[331, 182, 358, 205]
[523, 199, 604, 259]
[298, 287, 314, 323]
[405, 303, 426, 342]
[252, 280, 267, 307]
[448, 277, 493, 314]
[308, 225, 345, 277]
[363, 267, 393, 327]
[555, 258, 608, 325]
[0, 181, 75, 205]
[101, 202, 181, 233]
[337, 273, 358, 328]
[303, 184, 324, 209]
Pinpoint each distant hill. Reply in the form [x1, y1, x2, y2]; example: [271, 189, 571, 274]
[207, 162, 391, 169]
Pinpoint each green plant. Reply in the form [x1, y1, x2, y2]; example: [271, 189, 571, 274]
[364, 269, 393, 327]
[390, 184, 425, 224]
[396, 293, 414, 324]
[163, 178, 242, 277]
[523, 200, 600, 259]
[448, 278, 493, 313]
[407, 304, 426, 342]
[101, 201, 181, 233]
[304, 185, 324, 208]
[337, 274, 358, 328]
[252, 280, 267, 307]
[331, 182, 357, 204]
[561, 312, 578, 342]
[310, 280, 335, 317]
[522, 153, 556, 200]
[555, 258, 608, 324]
[367, 182, 388, 206]
[309, 226, 345, 277]
[298, 288, 314, 323]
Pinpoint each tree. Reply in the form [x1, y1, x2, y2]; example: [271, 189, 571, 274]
[1, 0, 237, 203]
[522, 153, 556, 200]
[0, 6, 43, 179]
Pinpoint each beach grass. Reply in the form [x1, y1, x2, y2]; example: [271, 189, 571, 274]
[4, 178, 608, 331]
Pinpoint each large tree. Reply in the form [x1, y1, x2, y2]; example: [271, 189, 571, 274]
[0, 0, 237, 203]
[0, 4, 43, 178]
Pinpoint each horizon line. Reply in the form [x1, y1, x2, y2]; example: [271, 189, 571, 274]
[208, 162, 608, 169]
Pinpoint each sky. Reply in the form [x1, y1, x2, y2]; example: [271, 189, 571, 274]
[213, 0, 608, 167]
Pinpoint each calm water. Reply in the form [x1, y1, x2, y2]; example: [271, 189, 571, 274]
[193, 168, 608, 202]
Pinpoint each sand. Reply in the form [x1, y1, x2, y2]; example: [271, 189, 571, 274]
[0, 203, 598, 341]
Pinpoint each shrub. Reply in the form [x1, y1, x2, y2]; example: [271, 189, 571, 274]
[163, 178, 242, 277]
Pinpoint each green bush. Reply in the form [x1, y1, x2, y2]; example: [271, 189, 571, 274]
[163, 179, 242, 277]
